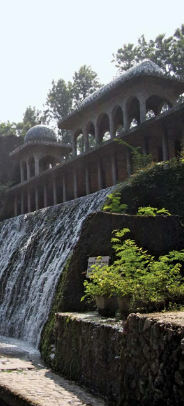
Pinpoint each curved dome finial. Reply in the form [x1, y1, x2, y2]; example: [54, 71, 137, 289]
[24, 125, 57, 143]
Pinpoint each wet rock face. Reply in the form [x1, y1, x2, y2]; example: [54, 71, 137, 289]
[53, 312, 184, 406]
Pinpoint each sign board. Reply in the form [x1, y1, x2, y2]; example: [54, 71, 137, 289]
[86, 256, 110, 278]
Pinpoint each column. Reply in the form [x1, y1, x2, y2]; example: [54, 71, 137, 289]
[109, 111, 116, 139]
[111, 153, 117, 185]
[21, 191, 24, 214]
[142, 137, 148, 155]
[162, 129, 169, 166]
[73, 170, 78, 199]
[72, 133, 77, 157]
[181, 127, 184, 152]
[35, 157, 39, 176]
[83, 126, 89, 151]
[53, 178, 57, 205]
[35, 187, 39, 210]
[27, 189, 31, 212]
[14, 194, 18, 217]
[85, 165, 90, 195]
[27, 160, 31, 180]
[44, 183, 48, 208]
[20, 162, 24, 183]
[122, 104, 129, 131]
[62, 174, 67, 202]
[140, 99, 147, 123]
[126, 147, 132, 177]
[97, 158, 103, 190]
[95, 122, 100, 146]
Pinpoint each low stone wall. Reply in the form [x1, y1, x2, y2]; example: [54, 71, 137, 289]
[54, 312, 184, 406]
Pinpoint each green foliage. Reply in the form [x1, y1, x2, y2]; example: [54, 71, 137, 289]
[112, 24, 184, 79]
[16, 106, 42, 138]
[0, 122, 17, 137]
[72, 65, 103, 109]
[103, 192, 128, 213]
[137, 206, 171, 216]
[117, 139, 153, 173]
[82, 228, 184, 312]
[44, 65, 103, 147]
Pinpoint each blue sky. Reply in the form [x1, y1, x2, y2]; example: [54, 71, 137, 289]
[0, 0, 184, 123]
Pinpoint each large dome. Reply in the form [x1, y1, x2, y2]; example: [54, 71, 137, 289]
[24, 125, 57, 143]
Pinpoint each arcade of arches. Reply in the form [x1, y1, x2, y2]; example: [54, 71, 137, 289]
[7, 60, 184, 218]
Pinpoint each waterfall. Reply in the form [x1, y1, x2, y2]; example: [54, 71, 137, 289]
[0, 188, 113, 347]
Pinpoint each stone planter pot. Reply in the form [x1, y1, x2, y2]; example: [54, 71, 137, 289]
[95, 296, 118, 317]
[117, 296, 130, 317]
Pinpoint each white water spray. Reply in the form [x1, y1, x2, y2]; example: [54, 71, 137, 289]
[0, 188, 113, 347]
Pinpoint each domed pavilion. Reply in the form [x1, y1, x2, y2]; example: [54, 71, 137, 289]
[9, 125, 71, 214]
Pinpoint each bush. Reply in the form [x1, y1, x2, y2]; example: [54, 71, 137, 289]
[82, 228, 184, 312]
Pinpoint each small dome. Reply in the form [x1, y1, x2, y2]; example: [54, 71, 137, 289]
[24, 125, 57, 143]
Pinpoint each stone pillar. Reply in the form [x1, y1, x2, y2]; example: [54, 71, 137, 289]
[14, 194, 18, 217]
[122, 103, 129, 131]
[72, 133, 77, 156]
[181, 127, 184, 152]
[111, 153, 117, 185]
[109, 111, 116, 139]
[97, 158, 103, 190]
[73, 170, 78, 199]
[62, 174, 67, 202]
[85, 165, 90, 195]
[53, 178, 57, 205]
[27, 160, 31, 180]
[95, 122, 100, 146]
[126, 147, 132, 177]
[140, 98, 147, 123]
[35, 187, 39, 211]
[20, 162, 24, 183]
[44, 183, 48, 208]
[142, 137, 148, 155]
[162, 129, 169, 166]
[27, 189, 31, 212]
[83, 126, 89, 151]
[21, 192, 24, 214]
[35, 157, 39, 176]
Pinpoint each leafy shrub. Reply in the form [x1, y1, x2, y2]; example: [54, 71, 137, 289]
[137, 206, 171, 216]
[82, 228, 184, 312]
[103, 192, 128, 213]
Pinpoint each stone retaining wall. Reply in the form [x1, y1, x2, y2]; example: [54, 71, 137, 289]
[54, 312, 184, 406]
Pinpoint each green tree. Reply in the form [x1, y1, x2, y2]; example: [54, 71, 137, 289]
[72, 65, 102, 108]
[44, 65, 102, 145]
[112, 24, 184, 78]
[16, 106, 42, 138]
[44, 79, 73, 144]
[0, 122, 17, 137]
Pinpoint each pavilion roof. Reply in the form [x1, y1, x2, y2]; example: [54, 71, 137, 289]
[58, 59, 184, 129]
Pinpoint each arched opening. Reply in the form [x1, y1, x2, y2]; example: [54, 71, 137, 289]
[39, 156, 59, 173]
[112, 105, 124, 136]
[127, 97, 140, 129]
[74, 129, 84, 155]
[97, 113, 110, 143]
[146, 95, 172, 117]
[28, 157, 35, 178]
[86, 121, 96, 149]
[22, 161, 27, 181]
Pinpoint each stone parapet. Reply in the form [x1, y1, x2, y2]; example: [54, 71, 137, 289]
[54, 311, 184, 406]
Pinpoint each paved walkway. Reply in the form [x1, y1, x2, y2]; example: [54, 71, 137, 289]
[0, 337, 106, 406]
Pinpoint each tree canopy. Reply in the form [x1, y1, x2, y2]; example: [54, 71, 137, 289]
[112, 24, 184, 78]
[44, 65, 102, 145]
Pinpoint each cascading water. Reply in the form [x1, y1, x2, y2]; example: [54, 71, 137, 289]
[0, 187, 114, 348]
